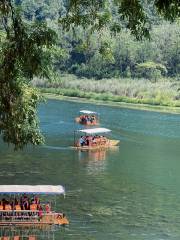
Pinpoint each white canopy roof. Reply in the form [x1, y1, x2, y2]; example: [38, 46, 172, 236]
[0, 185, 65, 195]
[79, 110, 97, 114]
[77, 128, 111, 135]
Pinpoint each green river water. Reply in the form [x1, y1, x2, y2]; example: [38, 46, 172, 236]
[1, 99, 180, 240]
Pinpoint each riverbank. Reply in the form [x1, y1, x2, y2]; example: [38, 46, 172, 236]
[43, 92, 180, 114]
[33, 74, 180, 113]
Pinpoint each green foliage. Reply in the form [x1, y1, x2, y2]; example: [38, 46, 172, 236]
[0, 83, 44, 150]
[0, 0, 57, 149]
[136, 61, 167, 80]
[33, 74, 180, 107]
[54, 22, 179, 79]
[20, 0, 65, 21]
[60, 0, 180, 39]
[155, 0, 180, 21]
[14, 1, 180, 80]
[99, 40, 115, 62]
[115, 0, 150, 39]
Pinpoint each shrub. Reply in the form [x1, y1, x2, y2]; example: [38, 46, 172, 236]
[136, 61, 167, 80]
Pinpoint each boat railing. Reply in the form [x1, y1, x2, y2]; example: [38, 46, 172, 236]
[0, 210, 57, 222]
[0, 210, 39, 221]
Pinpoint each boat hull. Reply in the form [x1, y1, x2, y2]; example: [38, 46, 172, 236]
[73, 139, 120, 150]
[0, 213, 69, 226]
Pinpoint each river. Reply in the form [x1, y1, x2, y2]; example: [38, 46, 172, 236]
[1, 99, 180, 240]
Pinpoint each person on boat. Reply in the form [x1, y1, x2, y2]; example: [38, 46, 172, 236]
[2, 237, 10, 240]
[14, 199, 21, 216]
[45, 203, 51, 213]
[81, 115, 86, 124]
[0, 201, 3, 217]
[2, 198, 6, 208]
[38, 206, 43, 220]
[14, 199, 21, 211]
[79, 115, 83, 122]
[0, 200, 3, 210]
[30, 200, 38, 212]
[20, 194, 28, 208]
[22, 196, 29, 210]
[88, 136, 93, 146]
[96, 135, 101, 145]
[34, 195, 40, 205]
[90, 115, 94, 124]
[85, 115, 89, 124]
[86, 136, 90, 146]
[103, 136, 107, 143]
[13, 236, 20, 240]
[92, 136, 97, 145]
[4, 201, 12, 211]
[37, 201, 42, 211]
[79, 136, 85, 146]
[4, 201, 12, 216]
[100, 135, 107, 145]
[28, 236, 36, 240]
[87, 116, 91, 124]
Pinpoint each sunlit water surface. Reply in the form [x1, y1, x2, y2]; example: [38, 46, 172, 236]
[1, 99, 180, 239]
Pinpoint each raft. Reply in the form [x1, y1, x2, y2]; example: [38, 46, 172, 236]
[0, 185, 69, 227]
[75, 110, 99, 125]
[73, 139, 120, 150]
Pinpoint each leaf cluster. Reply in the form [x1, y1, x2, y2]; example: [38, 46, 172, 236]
[59, 0, 180, 39]
[0, 0, 57, 149]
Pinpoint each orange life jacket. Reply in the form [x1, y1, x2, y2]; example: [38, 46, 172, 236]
[15, 205, 21, 211]
[14, 236, 20, 240]
[5, 204, 12, 211]
[28, 236, 36, 240]
[30, 204, 37, 211]
[0, 205, 3, 210]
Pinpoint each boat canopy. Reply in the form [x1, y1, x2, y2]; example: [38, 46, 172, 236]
[77, 128, 111, 135]
[79, 110, 97, 115]
[0, 185, 65, 195]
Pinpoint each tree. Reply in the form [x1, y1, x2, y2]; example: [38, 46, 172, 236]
[0, 0, 57, 149]
[60, 0, 180, 39]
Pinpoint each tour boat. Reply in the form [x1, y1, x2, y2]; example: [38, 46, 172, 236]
[75, 110, 99, 125]
[0, 185, 69, 226]
[73, 128, 120, 150]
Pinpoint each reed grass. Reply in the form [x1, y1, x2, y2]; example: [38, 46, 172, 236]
[32, 74, 180, 107]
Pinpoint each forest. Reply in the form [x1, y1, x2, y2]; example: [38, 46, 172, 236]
[20, 0, 180, 107]
[17, 0, 179, 80]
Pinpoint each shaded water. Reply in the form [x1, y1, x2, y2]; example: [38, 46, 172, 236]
[1, 99, 180, 239]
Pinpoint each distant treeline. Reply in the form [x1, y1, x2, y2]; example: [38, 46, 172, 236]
[16, 0, 179, 80]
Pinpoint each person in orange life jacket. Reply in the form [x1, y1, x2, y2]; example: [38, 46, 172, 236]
[30, 200, 37, 211]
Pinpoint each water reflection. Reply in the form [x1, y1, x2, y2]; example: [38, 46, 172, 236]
[78, 147, 119, 174]
[0, 236, 37, 240]
[0, 226, 56, 240]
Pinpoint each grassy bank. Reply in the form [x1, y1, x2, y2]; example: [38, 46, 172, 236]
[43, 93, 180, 114]
[32, 74, 180, 109]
